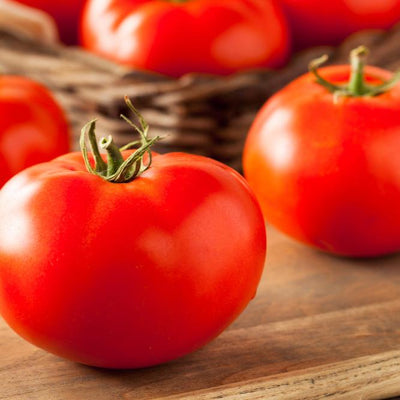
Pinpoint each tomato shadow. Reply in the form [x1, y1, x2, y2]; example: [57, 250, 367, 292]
[314, 247, 400, 267]
[72, 347, 236, 398]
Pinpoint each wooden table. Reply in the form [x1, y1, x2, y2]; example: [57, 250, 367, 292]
[1, 227, 400, 399]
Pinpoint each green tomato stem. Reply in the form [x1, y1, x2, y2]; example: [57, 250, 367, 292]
[100, 136, 125, 176]
[80, 97, 160, 183]
[87, 121, 107, 175]
[348, 46, 369, 95]
[309, 45, 400, 98]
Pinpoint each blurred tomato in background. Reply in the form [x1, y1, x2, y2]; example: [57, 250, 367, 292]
[81, 0, 291, 77]
[0, 76, 70, 187]
[14, 0, 87, 44]
[280, 0, 400, 49]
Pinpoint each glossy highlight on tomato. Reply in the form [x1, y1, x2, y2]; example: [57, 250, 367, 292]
[81, 0, 290, 77]
[0, 102, 266, 369]
[0, 75, 70, 187]
[243, 48, 400, 257]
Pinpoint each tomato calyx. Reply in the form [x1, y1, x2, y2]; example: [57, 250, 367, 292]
[309, 46, 400, 99]
[80, 97, 160, 183]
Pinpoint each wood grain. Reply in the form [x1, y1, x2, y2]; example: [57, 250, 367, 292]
[1, 228, 400, 400]
[158, 350, 400, 400]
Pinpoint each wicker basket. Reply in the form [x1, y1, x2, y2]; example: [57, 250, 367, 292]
[1, 25, 400, 170]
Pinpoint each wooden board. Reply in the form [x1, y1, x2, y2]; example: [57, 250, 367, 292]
[1, 227, 400, 400]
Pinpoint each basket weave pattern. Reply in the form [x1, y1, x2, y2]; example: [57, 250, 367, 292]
[1, 26, 400, 169]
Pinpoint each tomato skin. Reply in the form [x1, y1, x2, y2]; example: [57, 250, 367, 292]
[14, 0, 86, 44]
[243, 65, 400, 257]
[280, 0, 400, 49]
[80, 0, 290, 77]
[0, 76, 70, 188]
[0, 151, 266, 368]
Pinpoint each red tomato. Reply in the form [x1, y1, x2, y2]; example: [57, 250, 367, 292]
[0, 106, 266, 368]
[243, 47, 400, 257]
[15, 0, 86, 44]
[0, 76, 70, 187]
[280, 0, 400, 49]
[80, 0, 290, 77]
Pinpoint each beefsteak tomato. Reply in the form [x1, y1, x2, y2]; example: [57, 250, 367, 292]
[0, 100, 266, 368]
[280, 0, 400, 49]
[80, 0, 290, 77]
[0, 75, 70, 187]
[14, 0, 87, 44]
[243, 47, 400, 257]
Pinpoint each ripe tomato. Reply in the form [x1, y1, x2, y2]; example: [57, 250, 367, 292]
[243, 47, 400, 257]
[80, 0, 290, 77]
[0, 101, 266, 368]
[280, 0, 400, 49]
[0, 76, 70, 188]
[14, 0, 86, 44]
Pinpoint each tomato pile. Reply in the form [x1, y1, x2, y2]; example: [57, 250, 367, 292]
[1, 0, 400, 370]
[13, 0, 400, 75]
